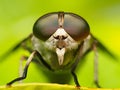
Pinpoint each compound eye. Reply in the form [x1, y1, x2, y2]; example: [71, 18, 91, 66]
[33, 12, 90, 41]
[33, 13, 58, 41]
[64, 13, 90, 41]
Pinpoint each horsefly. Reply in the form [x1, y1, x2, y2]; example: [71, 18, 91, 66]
[2, 12, 115, 87]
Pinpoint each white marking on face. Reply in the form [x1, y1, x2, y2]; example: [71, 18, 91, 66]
[45, 28, 80, 65]
[56, 48, 65, 65]
[53, 28, 67, 38]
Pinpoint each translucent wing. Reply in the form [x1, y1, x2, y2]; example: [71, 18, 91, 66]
[0, 34, 33, 62]
[80, 34, 116, 60]
[91, 35, 116, 59]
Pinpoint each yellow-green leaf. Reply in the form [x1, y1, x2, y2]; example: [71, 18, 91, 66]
[0, 83, 85, 90]
[0, 83, 119, 90]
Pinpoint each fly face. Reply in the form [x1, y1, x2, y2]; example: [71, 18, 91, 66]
[46, 27, 79, 66]
[32, 12, 90, 69]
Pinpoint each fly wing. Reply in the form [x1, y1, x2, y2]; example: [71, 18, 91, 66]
[91, 34, 117, 59]
[0, 34, 33, 62]
[81, 34, 116, 60]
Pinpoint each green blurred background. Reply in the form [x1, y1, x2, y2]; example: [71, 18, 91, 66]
[0, 0, 120, 88]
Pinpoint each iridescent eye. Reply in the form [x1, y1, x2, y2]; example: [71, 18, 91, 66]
[33, 13, 59, 41]
[33, 12, 90, 41]
[63, 13, 90, 41]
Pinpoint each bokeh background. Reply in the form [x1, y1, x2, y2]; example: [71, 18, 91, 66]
[0, 0, 120, 88]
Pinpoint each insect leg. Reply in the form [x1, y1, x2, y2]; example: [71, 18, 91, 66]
[91, 34, 116, 87]
[93, 41, 101, 88]
[71, 70, 80, 87]
[35, 51, 53, 71]
[19, 56, 28, 83]
[6, 51, 36, 86]
[71, 42, 84, 87]
[71, 59, 80, 87]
